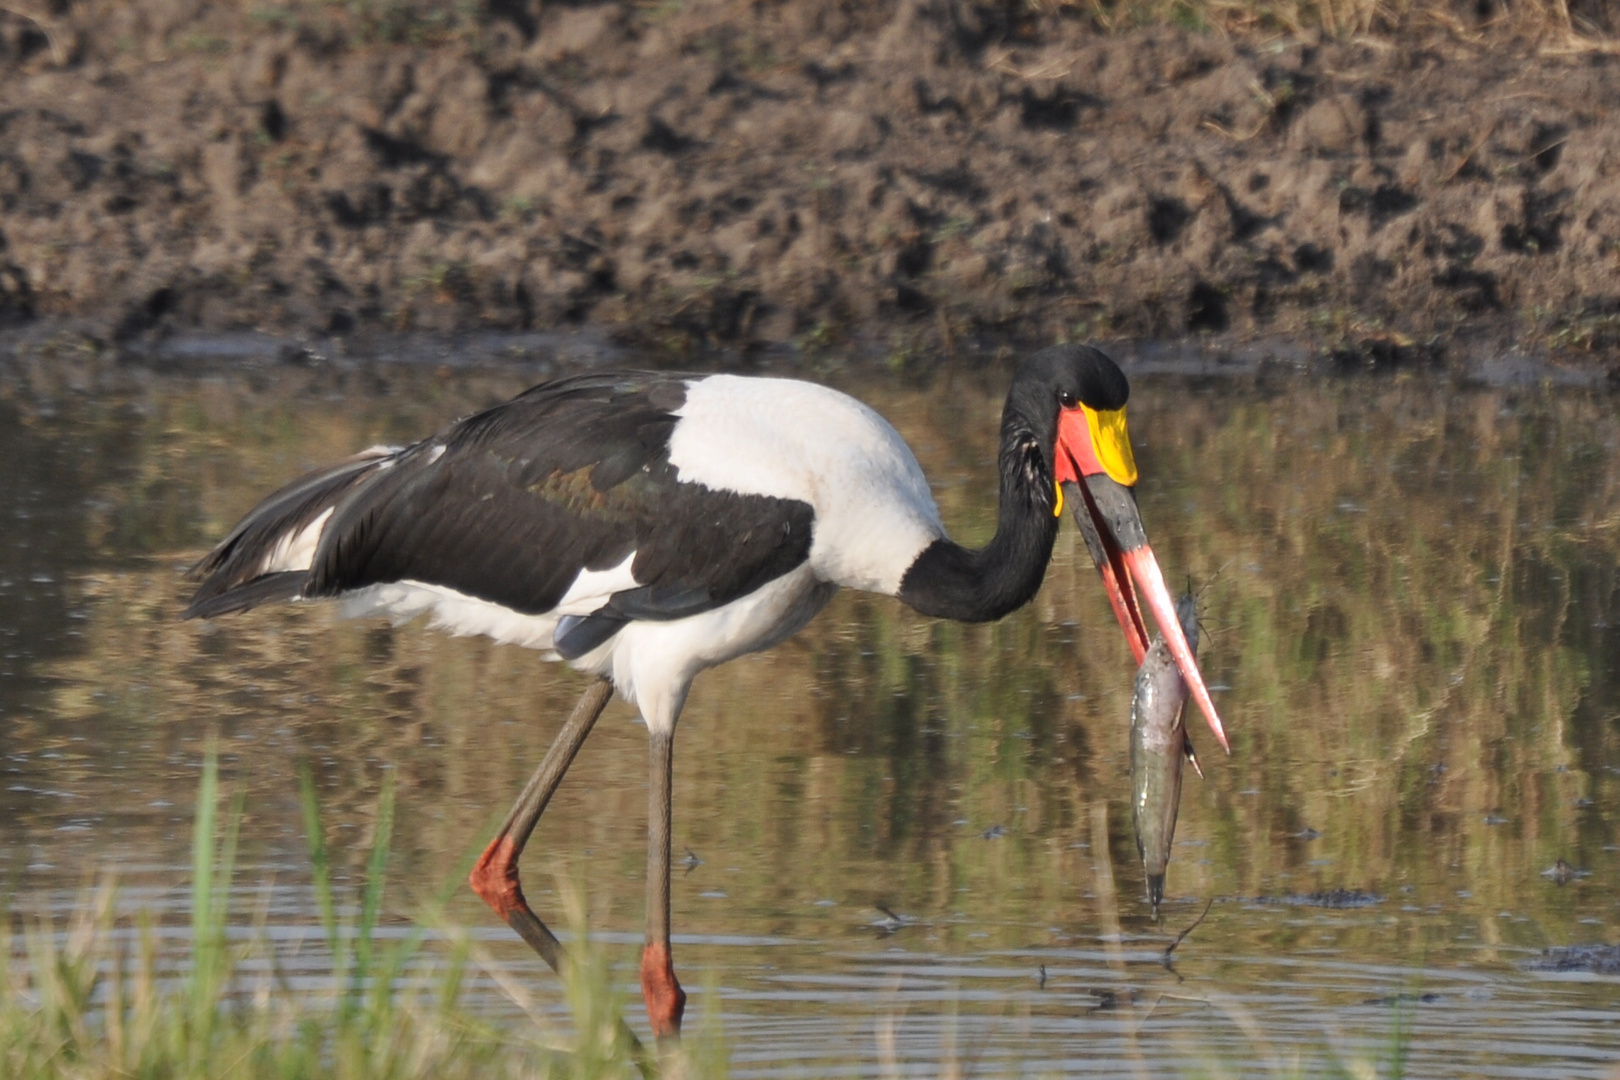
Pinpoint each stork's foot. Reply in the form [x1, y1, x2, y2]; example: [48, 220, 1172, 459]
[640, 941, 687, 1041]
[471, 832, 567, 973]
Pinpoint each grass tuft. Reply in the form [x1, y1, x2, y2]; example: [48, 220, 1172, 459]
[0, 751, 656, 1080]
[1, 754, 1405, 1078]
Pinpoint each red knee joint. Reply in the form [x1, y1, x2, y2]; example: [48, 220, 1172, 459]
[469, 834, 527, 920]
[639, 941, 687, 1038]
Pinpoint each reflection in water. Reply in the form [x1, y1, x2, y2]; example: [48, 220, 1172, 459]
[2, 355, 1619, 1076]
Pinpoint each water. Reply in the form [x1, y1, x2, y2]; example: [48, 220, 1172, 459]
[2, 347, 1619, 1076]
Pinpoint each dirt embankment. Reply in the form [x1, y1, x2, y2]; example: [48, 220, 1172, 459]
[2, 1, 1619, 364]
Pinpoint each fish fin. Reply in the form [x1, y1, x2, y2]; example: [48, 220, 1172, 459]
[1183, 731, 1204, 779]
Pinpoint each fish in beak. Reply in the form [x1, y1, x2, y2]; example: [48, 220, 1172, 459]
[1131, 588, 1202, 910]
[1054, 404, 1230, 753]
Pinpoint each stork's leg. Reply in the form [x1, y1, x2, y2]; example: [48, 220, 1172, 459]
[641, 727, 686, 1042]
[469, 677, 613, 973]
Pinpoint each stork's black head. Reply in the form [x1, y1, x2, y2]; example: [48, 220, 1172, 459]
[1002, 344, 1139, 523]
[1005, 344, 1131, 448]
[1013, 343, 1230, 754]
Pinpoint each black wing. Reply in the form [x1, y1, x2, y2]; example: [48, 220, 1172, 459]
[182, 448, 398, 619]
[186, 372, 816, 645]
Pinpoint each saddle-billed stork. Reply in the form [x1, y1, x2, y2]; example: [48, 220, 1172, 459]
[184, 343, 1226, 1044]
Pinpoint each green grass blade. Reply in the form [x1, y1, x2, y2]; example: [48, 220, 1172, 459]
[298, 760, 344, 982]
[188, 747, 220, 1041]
[191, 749, 217, 961]
[351, 769, 396, 1004]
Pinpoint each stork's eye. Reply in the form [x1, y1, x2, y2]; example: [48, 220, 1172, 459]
[1059, 390, 1078, 408]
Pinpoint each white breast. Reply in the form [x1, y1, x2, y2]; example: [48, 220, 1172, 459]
[667, 375, 943, 594]
[585, 562, 839, 735]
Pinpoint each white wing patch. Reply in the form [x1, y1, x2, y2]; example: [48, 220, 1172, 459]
[258, 507, 334, 575]
[667, 376, 942, 594]
[553, 552, 640, 615]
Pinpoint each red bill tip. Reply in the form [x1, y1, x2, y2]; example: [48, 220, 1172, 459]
[1122, 546, 1230, 754]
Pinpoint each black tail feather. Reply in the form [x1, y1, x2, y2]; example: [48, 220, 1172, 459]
[184, 447, 400, 617]
[181, 571, 308, 620]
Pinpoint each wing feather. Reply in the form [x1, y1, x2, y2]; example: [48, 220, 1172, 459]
[304, 372, 815, 626]
[182, 447, 399, 618]
[188, 371, 817, 640]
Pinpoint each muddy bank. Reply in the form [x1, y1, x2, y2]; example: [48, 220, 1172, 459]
[3, 1, 1619, 367]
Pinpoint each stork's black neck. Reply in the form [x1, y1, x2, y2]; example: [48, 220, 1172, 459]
[896, 389, 1062, 624]
[895, 344, 1130, 624]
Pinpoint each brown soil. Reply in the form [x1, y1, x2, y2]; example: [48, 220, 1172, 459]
[3, 1, 1620, 366]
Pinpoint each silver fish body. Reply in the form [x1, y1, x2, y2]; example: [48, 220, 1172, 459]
[1130, 592, 1200, 909]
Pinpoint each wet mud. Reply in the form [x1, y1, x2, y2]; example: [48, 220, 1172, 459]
[3, 2, 1620, 370]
